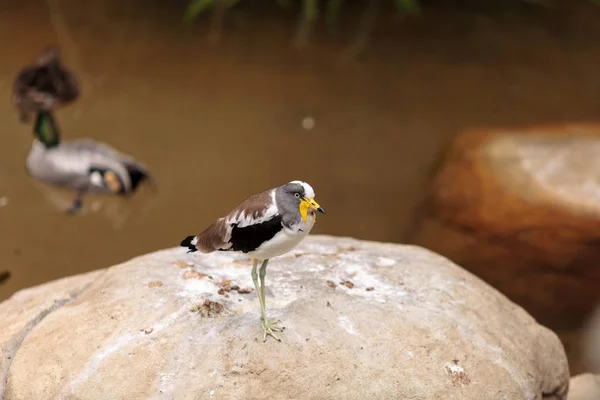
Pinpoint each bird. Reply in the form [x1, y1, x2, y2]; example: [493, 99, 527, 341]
[180, 180, 326, 342]
[25, 110, 154, 215]
[0, 271, 10, 285]
[12, 46, 79, 123]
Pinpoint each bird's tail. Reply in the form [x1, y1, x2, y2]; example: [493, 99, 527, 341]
[180, 235, 198, 253]
[126, 165, 156, 194]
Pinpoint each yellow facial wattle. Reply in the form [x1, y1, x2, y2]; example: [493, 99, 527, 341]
[299, 198, 323, 223]
[299, 200, 309, 223]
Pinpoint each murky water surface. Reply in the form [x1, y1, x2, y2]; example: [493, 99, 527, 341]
[2, 0, 600, 337]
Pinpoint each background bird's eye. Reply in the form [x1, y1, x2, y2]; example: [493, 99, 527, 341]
[294, 193, 300, 198]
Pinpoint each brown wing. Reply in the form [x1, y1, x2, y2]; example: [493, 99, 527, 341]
[227, 190, 273, 226]
[194, 189, 274, 252]
[193, 218, 227, 253]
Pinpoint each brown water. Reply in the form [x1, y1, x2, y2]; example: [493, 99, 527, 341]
[2, 0, 600, 314]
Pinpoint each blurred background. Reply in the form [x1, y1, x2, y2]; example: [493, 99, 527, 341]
[2, 0, 600, 375]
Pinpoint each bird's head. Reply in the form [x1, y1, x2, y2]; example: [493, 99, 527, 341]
[281, 180, 325, 223]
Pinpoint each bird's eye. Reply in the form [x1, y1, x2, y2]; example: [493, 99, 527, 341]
[294, 193, 300, 198]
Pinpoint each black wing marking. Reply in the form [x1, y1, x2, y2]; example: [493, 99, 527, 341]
[226, 214, 283, 253]
[124, 163, 152, 193]
[180, 236, 197, 253]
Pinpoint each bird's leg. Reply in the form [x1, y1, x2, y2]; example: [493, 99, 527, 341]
[65, 191, 84, 215]
[258, 259, 272, 322]
[252, 259, 278, 341]
[251, 259, 264, 312]
[258, 259, 284, 342]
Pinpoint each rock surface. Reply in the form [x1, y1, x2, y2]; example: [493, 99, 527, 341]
[567, 374, 600, 400]
[0, 235, 569, 400]
[412, 125, 600, 330]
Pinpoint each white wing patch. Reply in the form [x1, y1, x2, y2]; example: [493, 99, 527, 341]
[220, 190, 279, 248]
[89, 171, 103, 187]
[225, 193, 278, 228]
[230, 205, 278, 228]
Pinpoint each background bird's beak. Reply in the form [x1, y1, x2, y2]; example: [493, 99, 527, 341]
[299, 198, 324, 222]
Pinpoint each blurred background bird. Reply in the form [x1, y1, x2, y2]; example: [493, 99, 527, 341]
[12, 46, 79, 123]
[25, 110, 154, 215]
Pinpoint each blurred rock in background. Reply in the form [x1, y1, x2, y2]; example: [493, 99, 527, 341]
[410, 124, 600, 373]
[567, 373, 600, 400]
[583, 304, 600, 373]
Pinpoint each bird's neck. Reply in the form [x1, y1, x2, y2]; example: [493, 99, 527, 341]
[35, 136, 60, 149]
[33, 111, 61, 149]
[32, 137, 59, 150]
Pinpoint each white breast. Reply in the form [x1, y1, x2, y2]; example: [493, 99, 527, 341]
[248, 211, 316, 260]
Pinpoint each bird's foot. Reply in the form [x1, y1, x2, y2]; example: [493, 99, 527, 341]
[261, 318, 284, 342]
[65, 198, 83, 215]
[65, 207, 80, 216]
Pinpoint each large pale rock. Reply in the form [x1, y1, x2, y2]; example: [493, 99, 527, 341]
[0, 235, 569, 399]
[567, 374, 600, 400]
[0, 270, 104, 397]
[412, 125, 600, 330]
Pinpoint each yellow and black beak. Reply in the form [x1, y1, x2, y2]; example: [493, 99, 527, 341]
[299, 197, 326, 222]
